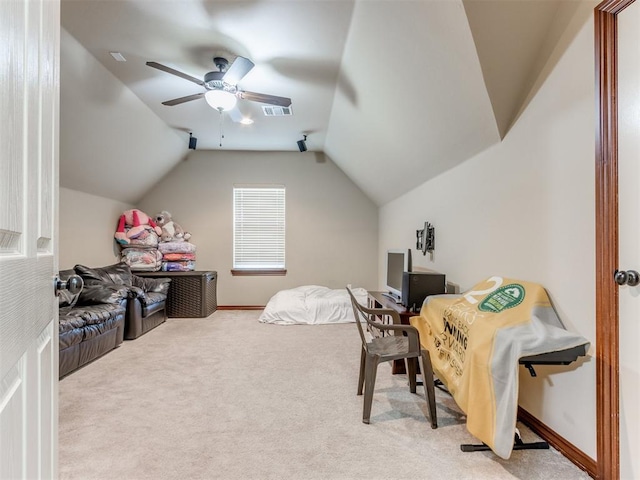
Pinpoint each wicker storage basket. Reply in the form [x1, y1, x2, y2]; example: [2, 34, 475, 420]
[136, 271, 217, 318]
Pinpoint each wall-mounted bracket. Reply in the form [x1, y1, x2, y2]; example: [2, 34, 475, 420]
[416, 221, 435, 255]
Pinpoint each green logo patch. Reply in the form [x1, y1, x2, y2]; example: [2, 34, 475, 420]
[478, 284, 525, 313]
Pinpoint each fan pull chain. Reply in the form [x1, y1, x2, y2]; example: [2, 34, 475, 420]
[219, 111, 224, 147]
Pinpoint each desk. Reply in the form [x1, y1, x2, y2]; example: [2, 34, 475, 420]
[367, 291, 417, 374]
[367, 291, 416, 324]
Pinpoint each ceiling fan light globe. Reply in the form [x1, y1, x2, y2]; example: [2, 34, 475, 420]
[205, 90, 237, 111]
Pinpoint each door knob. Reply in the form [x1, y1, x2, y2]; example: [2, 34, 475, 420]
[55, 274, 83, 296]
[614, 269, 640, 286]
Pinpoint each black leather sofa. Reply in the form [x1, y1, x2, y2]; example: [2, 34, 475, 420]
[74, 263, 171, 340]
[58, 269, 127, 378]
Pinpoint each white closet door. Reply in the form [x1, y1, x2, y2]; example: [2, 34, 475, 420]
[0, 0, 60, 478]
[617, 3, 640, 479]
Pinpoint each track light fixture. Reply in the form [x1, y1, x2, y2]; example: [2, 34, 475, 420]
[297, 134, 308, 152]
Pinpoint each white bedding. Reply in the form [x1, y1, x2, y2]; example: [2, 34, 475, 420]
[259, 285, 368, 325]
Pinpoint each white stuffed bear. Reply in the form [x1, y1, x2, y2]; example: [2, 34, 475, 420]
[154, 211, 191, 243]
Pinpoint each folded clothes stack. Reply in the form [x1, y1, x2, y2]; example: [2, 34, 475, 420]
[158, 241, 197, 271]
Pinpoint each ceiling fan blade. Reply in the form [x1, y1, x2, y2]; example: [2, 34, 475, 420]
[162, 92, 205, 106]
[238, 90, 292, 107]
[222, 56, 255, 85]
[226, 108, 244, 123]
[146, 61, 205, 86]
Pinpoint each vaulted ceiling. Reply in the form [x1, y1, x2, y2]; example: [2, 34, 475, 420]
[60, 0, 590, 206]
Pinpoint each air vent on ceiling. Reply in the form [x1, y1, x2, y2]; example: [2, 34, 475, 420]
[262, 105, 292, 116]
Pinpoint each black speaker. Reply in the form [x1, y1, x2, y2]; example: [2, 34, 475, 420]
[402, 271, 446, 312]
[297, 139, 307, 152]
[189, 135, 197, 150]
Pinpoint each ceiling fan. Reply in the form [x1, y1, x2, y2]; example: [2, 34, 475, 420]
[146, 56, 292, 113]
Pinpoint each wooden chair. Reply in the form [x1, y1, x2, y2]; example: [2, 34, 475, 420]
[347, 288, 438, 428]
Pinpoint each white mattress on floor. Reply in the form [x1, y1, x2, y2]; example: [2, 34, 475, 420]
[259, 285, 368, 325]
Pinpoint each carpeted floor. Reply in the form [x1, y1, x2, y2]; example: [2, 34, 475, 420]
[59, 310, 591, 480]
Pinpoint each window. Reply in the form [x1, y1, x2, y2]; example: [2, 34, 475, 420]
[232, 186, 286, 275]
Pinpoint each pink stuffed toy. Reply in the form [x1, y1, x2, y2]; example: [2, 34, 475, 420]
[114, 209, 162, 245]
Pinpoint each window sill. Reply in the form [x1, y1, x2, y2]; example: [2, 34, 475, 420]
[231, 269, 287, 276]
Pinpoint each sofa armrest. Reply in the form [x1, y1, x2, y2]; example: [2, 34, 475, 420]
[132, 275, 171, 295]
[128, 285, 145, 300]
[76, 284, 128, 306]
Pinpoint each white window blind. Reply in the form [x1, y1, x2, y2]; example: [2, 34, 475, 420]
[233, 186, 285, 269]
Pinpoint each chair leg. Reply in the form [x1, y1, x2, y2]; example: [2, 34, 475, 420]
[362, 354, 379, 424]
[406, 357, 417, 394]
[357, 346, 366, 396]
[419, 349, 438, 429]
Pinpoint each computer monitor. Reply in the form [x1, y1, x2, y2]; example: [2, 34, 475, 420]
[385, 249, 411, 301]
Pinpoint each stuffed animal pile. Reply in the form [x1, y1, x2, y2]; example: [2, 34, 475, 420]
[113, 209, 196, 272]
[114, 209, 163, 271]
[154, 211, 196, 272]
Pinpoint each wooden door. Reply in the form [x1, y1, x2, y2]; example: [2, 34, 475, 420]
[0, 0, 60, 478]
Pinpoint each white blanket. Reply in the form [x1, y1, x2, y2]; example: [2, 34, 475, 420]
[259, 285, 368, 325]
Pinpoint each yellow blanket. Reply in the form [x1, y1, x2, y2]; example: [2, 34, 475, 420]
[410, 276, 589, 459]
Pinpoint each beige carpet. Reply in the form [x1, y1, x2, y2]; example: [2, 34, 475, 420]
[59, 310, 591, 480]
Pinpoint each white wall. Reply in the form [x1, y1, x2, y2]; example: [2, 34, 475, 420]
[59, 28, 186, 204]
[137, 150, 378, 305]
[324, 0, 499, 206]
[379, 15, 596, 458]
[59, 187, 134, 270]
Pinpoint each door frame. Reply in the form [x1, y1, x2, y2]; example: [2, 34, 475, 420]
[595, 1, 635, 478]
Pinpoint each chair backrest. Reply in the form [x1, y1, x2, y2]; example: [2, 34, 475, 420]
[347, 287, 400, 350]
[347, 287, 370, 347]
